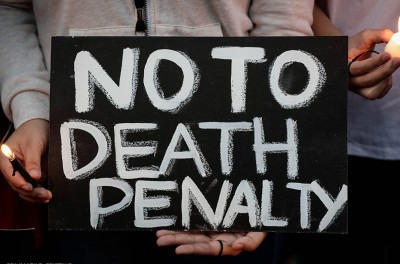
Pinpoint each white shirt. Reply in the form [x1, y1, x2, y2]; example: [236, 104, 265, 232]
[325, 0, 400, 159]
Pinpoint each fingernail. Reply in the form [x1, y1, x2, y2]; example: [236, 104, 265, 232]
[21, 184, 32, 191]
[236, 243, 244, 249]
[382, 53, 391, 61]
[391, 58, 400, 67]
[38, 193, 47, 199]
[29, 169, 41, 178]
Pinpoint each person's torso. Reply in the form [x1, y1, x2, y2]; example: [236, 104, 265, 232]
[32, 0, 314, 68]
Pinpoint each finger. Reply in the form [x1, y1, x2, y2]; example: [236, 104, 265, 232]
[10, 185, 52, 203]
[350, 67, 392, 91]
[351, 57, 400, 85]
[19, 194, 51, 204]
[232, 232, 268, 252]
[352, 76, 392, 100]
[349, 59, 400, 99]
[358, 28, 394, 46]
[22, 145, 44, 182]
[365, 28, 394, 44]
[349, 52, 391, 76]
[175, 240, 236, 256]
[156, 230, 177, 237]
[348, 29, 394, 58]
[10, 188, 51, 204]
[157, 231, 209, 246]
[17, 186, 52, 198]
[350, 70, 392, 99]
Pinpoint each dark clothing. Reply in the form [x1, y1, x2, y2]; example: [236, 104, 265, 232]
[36, 231, 283, 264]
[281, 155, 395, 264]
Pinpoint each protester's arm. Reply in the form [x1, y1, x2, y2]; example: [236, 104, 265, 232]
[156, 230, 267, 256]
[0, 1, 52, 203]
[0, 1, 49, 126]
[312, 3, 342, 36]
[313, 2, 400, 99]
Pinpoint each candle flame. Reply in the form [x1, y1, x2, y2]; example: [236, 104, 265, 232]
[1, 144, 15, 160]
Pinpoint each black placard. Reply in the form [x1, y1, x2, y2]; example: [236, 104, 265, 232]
[48, 36, 348, 233]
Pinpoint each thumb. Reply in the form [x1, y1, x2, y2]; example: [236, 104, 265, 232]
[23, 147, 43, 181]
[232, 232, 268, 252]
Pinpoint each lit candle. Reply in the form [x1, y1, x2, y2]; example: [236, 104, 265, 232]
[384, 17, 400, 58]
[1, 144, 38, 187]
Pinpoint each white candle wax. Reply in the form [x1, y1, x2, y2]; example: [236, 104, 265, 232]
[384, 17, 400, 58]
[385, 32, 400, 58]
